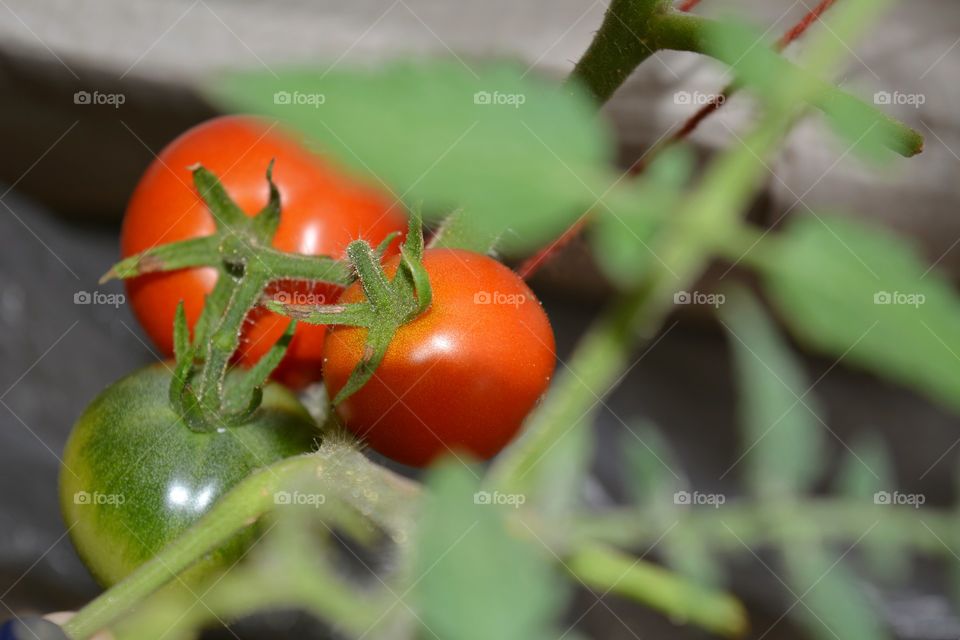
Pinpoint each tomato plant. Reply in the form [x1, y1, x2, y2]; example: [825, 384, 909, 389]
[323, 248, 556, 467]
[60, 363, 319, 586]
[121, 115, 406, 388]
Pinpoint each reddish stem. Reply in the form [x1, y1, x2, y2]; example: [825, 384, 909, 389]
[517, 218, 588, 279]
[777, 0, 837, 50]
[521, 0, 838, 279]
[676, 0, 703, 12]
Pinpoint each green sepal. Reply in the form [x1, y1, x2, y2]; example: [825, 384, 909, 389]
[172, 301, 191, 364]
[374, 231, 401, 259]
[191, 165, 249, 230]
[225, 320, 297, 414]
[331, 323, 396, 405]
[99, 236, 219, 284]
[250, 160, 282, 242]
[346, 240, 396, 313]
[264, 300, 375, 327]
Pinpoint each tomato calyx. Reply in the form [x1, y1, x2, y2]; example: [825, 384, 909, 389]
[103, 163, 353, 431]
[265, 210, 433, 405]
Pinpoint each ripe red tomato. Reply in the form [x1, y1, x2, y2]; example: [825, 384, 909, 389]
[122, 115, 405, 388]
[323, 249, 556, 467]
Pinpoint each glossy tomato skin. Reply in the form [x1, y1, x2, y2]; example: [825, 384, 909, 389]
[60, 363, 319, 586]
[323, 249, 556, 467]
[122, 115, 405, 389]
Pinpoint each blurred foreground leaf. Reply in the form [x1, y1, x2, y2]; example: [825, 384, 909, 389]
[785, 547, 889, 640]
[213, 60, 613, 254]
[414, 460, 565, 640]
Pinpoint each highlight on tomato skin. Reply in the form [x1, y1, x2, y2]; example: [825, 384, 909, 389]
[323, 248, 557, 467]
[120, 115, 407, 389]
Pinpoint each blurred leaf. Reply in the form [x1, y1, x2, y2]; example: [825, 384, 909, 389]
[592, 147, 692, 288]
[213, 60, 613, 254]
[835, 434, 907, 582]
[623, 421, 683, 507]
[415, 460, 564, 640]
[723, 289, 824, 497]
[760, 215, 960, 416]
[785, 546, 890, 640]
[661, 525, 724, 589]
[703, 7, 922, 158]
[568, 544, 747, 638]
[835, 433, 892, 500]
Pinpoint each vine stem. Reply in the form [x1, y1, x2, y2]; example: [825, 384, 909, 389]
[571, 502, 960, 556]
[493, 0, 889, 513]
[568, 544, 747, 637]
[522, 0, 914, 280]
[62, 441, 419, 640]
[629, 0, 839, 176]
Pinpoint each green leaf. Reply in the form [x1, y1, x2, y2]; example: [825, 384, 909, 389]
[212, 59, 613, 254]
[835, 433, 892, 501]
[723, 289, 824, 497]
[415, 461, 564, 640]
[759, 215, 960, 416]
[622, 421, 682, 507]
[703, 13, 923, 158]
[834, 435, 906, 582]
[785, 547, 890, 640]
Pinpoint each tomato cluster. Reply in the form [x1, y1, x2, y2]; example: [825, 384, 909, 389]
[61, 116, 555, 586]
[122, 116, 406, 388]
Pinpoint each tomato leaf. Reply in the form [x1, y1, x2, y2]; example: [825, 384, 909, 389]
[415, 460, 565, 640]
[704, 16, 922, 158]
[211, 59, 614, 254]
[784, 547, 890, 640]
[760, 215, 960, 415]
[723, 289, 825, 497]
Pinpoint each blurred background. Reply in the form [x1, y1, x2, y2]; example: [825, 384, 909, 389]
[1, 0, 958, 638]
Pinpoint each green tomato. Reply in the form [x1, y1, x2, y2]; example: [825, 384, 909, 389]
[60, 363, 319, 586]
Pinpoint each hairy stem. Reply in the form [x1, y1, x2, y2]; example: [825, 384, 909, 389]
[569, 0, 671, 103]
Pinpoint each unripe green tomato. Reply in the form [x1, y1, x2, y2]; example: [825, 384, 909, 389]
[60, 363, 319, 586]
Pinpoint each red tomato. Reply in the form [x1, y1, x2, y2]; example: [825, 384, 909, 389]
[122, 116, 406, 388]
[323, 249, 556, 467]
